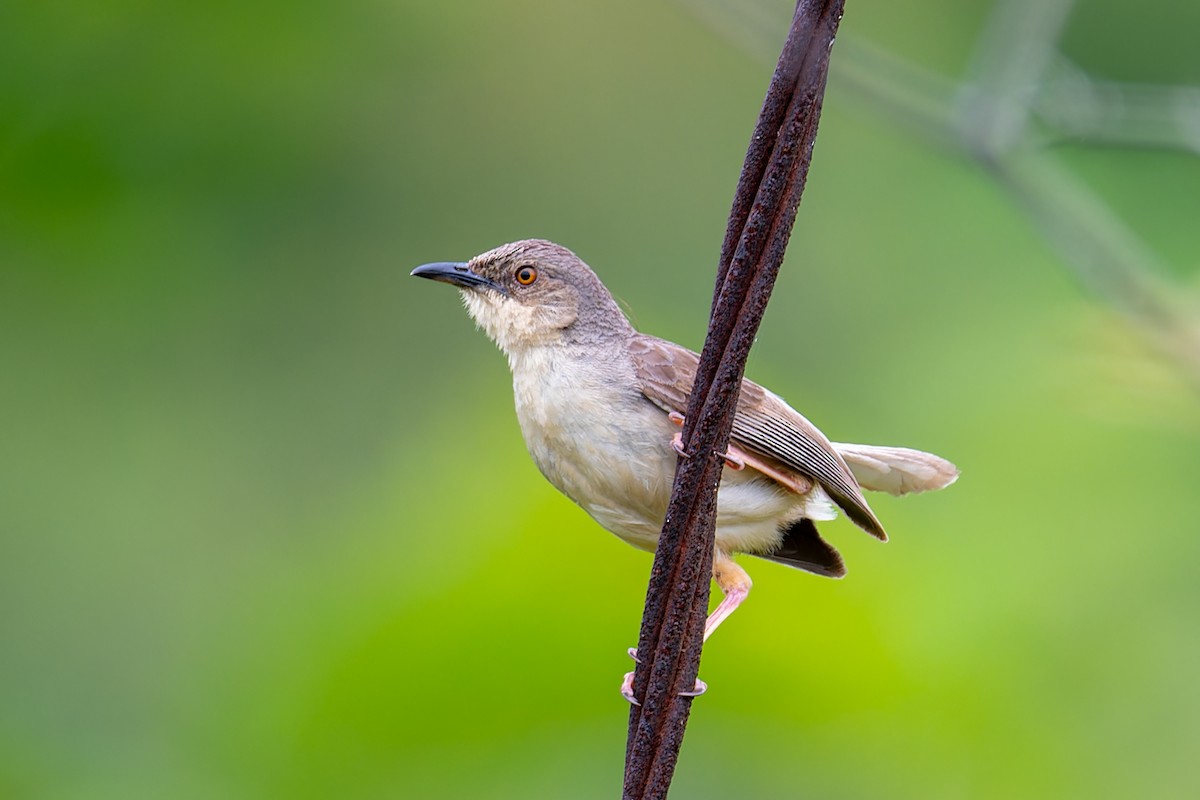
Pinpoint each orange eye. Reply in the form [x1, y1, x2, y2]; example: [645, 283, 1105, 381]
[515, 266, 538, 285]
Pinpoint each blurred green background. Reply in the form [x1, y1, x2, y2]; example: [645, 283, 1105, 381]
[2, 0, 1198, 797]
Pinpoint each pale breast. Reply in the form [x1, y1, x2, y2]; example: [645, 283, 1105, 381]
[509, 345, 677, 544]
[507, 344, 833, 557]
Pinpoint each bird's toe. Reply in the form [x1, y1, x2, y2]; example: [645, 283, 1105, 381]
[620, 671, 639, 705]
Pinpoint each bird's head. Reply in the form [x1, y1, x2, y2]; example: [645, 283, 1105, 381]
[412, 239, 630, 353]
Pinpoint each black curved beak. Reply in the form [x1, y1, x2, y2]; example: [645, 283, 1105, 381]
[410, 262, 504, 293]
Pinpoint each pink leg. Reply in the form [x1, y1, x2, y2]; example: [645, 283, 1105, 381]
[706, 556, 753, 641]
[703, 585, 750, 641]
[621, 558, 751, 703]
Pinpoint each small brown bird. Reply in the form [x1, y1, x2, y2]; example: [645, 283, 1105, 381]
[413, 239, 957, 699]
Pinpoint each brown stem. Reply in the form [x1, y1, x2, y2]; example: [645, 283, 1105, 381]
[621, 1, 846, 798]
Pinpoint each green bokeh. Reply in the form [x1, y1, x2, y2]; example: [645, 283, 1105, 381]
[2, 1, 1197, 798]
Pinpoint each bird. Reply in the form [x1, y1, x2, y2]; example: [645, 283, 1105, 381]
[412, 238, 958, 700]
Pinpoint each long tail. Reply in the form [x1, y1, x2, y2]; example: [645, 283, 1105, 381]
[833, 443, 959, 496]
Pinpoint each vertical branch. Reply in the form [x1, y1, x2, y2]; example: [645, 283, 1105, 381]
[621, 2, 846, 798]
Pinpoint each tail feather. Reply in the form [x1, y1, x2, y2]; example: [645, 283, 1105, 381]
[834, 443, 959, 496]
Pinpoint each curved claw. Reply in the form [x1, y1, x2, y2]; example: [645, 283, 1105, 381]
[679, 678, 707, 698]
[721, 451, 746, 470]
[671, 432, 690, 459]
[627, 647, 640, 662]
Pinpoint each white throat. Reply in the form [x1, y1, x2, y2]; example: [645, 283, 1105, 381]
[459, 288, 567, 355]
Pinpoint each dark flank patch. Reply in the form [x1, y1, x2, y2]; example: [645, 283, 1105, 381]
[755, 517, 847, 578]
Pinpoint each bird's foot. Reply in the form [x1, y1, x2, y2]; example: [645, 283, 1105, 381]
[671, 431, 689, 459]
[621, 670, 638, 705]
[620, 647, 708, 704]
[667, 419, 739, 470]
[721, 450, 746, 470]
[621, 673, 708, 705]
[622, 647, 641, 704]
[667, 413, 692, 459]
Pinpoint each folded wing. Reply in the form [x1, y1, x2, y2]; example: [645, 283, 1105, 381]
[628, 334, 886, 541]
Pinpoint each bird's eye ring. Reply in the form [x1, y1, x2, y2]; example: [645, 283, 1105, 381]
[515, 266, 538, 285]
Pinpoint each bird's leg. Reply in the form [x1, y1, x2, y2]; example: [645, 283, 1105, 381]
[621, 556, 750, 704]
[666, 411, 746, 470]
[705, 554, 752, 641]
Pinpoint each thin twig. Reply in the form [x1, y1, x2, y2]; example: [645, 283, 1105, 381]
[621, 2, 846, 798]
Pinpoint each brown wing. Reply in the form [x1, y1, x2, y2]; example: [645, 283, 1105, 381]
[628, 334, 886, 540]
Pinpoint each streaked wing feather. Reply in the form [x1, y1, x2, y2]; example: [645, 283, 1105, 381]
[628, 334, 886, 540]
[733, 406, 885, 539]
